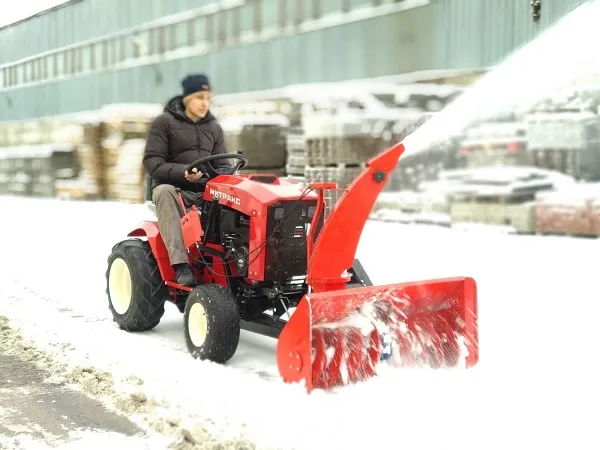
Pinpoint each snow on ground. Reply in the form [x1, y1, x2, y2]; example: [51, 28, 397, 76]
[2, 431, 165, 450]
[0, 195, 599, 449]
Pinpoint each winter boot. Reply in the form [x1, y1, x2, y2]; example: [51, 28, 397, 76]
[174, 263, 197, 287]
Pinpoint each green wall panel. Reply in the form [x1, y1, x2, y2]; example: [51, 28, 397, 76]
[428, 0, 589, 69]
[0, 0, 217, 65]
[0, 0, 593, 122]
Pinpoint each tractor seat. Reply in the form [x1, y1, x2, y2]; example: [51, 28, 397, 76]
[145, 201, 157, 217]
[144, 201, 201, 218]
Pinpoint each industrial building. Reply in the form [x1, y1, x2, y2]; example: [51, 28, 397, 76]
[0, 0, 590, 121]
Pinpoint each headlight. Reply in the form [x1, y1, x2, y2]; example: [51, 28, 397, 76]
[232, 245, 249, 277]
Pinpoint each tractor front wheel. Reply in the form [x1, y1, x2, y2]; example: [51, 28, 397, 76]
[184, 284, 240, 363]
[106, 239, 169, 331]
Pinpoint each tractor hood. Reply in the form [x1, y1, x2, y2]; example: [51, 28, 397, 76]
[203, 174, 319, 212]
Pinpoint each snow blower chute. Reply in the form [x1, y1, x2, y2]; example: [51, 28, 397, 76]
[276, 142, 478, 392]
[108, 140, 478, 394]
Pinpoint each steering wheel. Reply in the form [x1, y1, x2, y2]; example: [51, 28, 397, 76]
[185, 152, 248, 179]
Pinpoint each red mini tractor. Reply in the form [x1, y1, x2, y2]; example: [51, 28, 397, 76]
[105, 142, 479, 392]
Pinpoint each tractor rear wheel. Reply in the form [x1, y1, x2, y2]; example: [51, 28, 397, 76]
[184, 284, 240, 363]
[106, 238, 169, 331]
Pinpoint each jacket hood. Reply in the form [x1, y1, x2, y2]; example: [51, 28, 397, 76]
[164, 95, 216, 124]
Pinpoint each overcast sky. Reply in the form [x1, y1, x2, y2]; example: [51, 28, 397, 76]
[0, 0, 69, 27]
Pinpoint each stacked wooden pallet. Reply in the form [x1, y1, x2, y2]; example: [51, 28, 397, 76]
[105, 138, 146, 203]
[62, 123, 105, 199]
[221, 114, 289, 176]
[525, 112, 600, 181]
[102, 118, 153, 203]
[300, 115, 385, 213]
[284, 128, 307, 179]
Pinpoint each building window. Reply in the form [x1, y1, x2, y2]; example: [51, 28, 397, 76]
[33, 59, 40, 82]
[63, 51, 70, 76]
[77, 47, 84, 73]
[254, 0, 262, 32]
[156, 27, 166, 53]
[278, 0, 287, 27]
[101, 41, 108, 67]
[262, 0, 278, 29]
[230, 7, 240, 42]
[89, 44, 96, 70]
[312, 0, 321, 19]
[131, 33, 142, 58]
[205, 13, 215, 46]
[167, 24, 178, 51]
[193, 16, 205, 46]
[294, 0, 303, 25]
[322, 0, 342, 15]
[71, 49, 77, 75]
[53, 53, 60, 78]
[108, 39, 116, 65]
[118, 36, 126, 62]
[147, 29, 156, 55]
[16, 65, 22, 86]
[22, 62, 29, 84]
[217, 9, 227, 46]
[40, 58, 45, 81]
[46, 55, 54, 80]
[239, 2, 253, 34]
[186, 18, 195, 46]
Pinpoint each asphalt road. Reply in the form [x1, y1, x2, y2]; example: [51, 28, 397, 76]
[0, 346, 147, 449]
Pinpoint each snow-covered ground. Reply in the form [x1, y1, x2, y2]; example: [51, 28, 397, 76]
[0, 195, 599, 449]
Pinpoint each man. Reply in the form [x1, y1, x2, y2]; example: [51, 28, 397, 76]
[143, 73, 231, 287]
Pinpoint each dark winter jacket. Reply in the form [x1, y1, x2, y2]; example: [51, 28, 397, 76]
[143, 95, 231, 193]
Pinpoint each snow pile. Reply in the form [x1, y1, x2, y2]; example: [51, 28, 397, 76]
[535, 182, 600, 205]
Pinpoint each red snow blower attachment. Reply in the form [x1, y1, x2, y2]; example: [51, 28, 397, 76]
[109, 139, 478, 394]
[276, 142, 478, 392]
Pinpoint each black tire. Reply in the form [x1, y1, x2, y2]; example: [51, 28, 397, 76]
[106, 238, 169, 332]
[184, 284, 240, 363]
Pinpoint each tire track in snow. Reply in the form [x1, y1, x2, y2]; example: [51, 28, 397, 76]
[0, 280, 266, 449]
[3, 274, 281, 383]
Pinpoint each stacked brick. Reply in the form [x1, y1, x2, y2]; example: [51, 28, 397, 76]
[534, 186, 600, 236]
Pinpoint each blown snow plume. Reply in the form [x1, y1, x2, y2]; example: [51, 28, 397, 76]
[276, 142, 478, 392]
[402, 0, 600, 159]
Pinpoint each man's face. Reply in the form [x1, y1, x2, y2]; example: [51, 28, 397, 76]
[185, 91, 211, 118]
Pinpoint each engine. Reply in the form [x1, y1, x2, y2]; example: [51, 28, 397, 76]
[197, 176, 322, 321]
[202, 198, 319, 285]
[263, 199, 318, 285]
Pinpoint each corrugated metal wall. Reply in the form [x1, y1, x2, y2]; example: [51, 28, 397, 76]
[0, 0, 214, 65]
[429, 0, 590, 69]
[0, 0, 593, 121]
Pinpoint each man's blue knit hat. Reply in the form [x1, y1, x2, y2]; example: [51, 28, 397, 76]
[182, 73, 211, 98]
